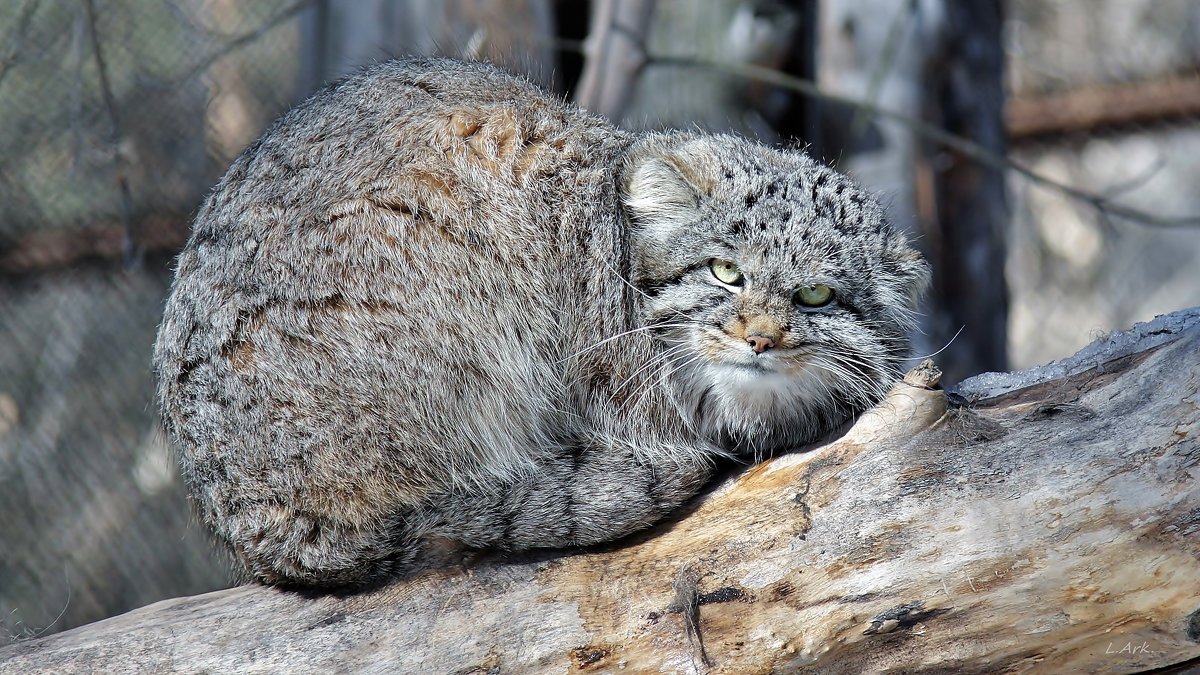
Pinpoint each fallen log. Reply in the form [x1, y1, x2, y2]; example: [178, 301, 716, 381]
[3, 308, 1198, 674]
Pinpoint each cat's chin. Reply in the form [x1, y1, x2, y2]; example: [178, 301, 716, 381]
[703, 362, 824, 414]
[677, 360, 835, 456]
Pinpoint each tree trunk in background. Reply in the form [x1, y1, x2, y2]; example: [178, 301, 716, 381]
[925, 0, 1009, 381]
[778, 0, 823, 158]
[574, 0, 657, 120]
[296, 0, 559, 95]
[820, 0, 1008, 383]
[4, 308, 1199, 673]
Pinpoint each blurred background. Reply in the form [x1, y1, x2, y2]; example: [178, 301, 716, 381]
[1, 0, 1198, 641]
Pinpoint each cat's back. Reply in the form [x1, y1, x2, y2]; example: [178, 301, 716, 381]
[154, 59, 637, 502]
[194, 57, 628, 250]
[162, 57, 635, 347]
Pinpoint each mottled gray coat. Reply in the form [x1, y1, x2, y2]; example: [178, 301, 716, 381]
[153, 58, 929, 587]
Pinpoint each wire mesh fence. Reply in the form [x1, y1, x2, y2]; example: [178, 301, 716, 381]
[0, 0, 303, 247]
[0, 0, 308, 639]
[1, 0, 1198, 640]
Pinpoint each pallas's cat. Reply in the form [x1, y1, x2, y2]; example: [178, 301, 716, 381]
[154, 58, 929, 587]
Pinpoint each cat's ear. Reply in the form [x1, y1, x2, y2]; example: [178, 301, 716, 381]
[619, 137, 717, 234]
[878, 242, 932, 325]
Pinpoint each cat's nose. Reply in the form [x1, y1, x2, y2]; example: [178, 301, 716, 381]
[747, 333, 776, 354]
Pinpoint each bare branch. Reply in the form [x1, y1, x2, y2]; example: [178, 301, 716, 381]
[648, 55, 1200, 228]
[81, 0, 138, 267]
[0, 216, 190, 276]
[1102, 152, 1169, 199]
[172, 0, 315, 87]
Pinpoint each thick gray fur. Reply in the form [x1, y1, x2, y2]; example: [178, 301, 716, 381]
[153, 58, 929, 587]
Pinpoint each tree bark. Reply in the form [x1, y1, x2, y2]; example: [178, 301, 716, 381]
[3, 308, 1199, 674]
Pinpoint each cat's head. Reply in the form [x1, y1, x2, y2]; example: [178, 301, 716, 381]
[619, 133, 930, 456]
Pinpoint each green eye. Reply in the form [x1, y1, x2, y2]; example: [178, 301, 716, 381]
[709, 259, 744, 286]
[794, 284, 834, 307]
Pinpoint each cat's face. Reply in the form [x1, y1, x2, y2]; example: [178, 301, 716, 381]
[620, 134, 930, 456]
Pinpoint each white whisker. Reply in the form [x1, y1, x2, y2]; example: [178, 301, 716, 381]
[557, 322, 691, 363]
[902, 325, 964, 361]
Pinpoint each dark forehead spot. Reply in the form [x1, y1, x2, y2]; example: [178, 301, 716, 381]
[730, 219, 746, 235]
[745, 193, 758, 208]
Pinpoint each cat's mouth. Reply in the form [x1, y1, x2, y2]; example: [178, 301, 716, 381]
[712, 347, 817, 377]
[700, 329, 813, 373]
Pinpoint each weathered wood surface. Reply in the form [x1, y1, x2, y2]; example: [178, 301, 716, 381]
[3, 308, 1199, 674]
